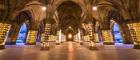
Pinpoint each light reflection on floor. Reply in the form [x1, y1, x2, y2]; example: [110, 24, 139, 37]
[68, 42, 74, 60]
[16, 43, 25, 46]
[115, 43, 123, 45]
[1, 42, 139, 60]
[111, 43, 133, 49]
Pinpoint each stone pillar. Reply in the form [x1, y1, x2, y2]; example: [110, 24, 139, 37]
[119, 23, 133, 44]
[94, 33, 99, 43]
[111, 29, 116, 42]
[102, 30, 114, 45]
[127, 22, 140, 49]
[89, 32, 98, 50]
[41, 33, 45, 43]
[40, 23, 51, 50]
[44, 24, 51, 41]
[25, 30, 38, 45]
[86, 23, 97, 50]
[6, 24, 21, 45]
[0, 23, 11, 48]
[25, 21, 42, 45]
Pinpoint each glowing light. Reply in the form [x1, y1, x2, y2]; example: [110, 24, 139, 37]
[78, 29, 81, 42]
[16, 23, 27, 44]
[113, 23, 123, 43]
[92, 6, 97, 11]
[16, 43, 25, 46]
[42, 6, 46, 11]
[59, 30, 62, 42]
[68, 42, 73, 60]
[68, 34, 72, 39]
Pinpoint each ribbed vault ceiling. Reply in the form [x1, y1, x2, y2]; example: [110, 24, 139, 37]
[57, 1, 82, 34]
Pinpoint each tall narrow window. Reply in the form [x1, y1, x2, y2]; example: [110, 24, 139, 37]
[16, 23, 27, 44]
[113, 23, 123, 43]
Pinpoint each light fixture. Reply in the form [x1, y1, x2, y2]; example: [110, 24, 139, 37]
[68, 34, 72, 39]
[92, 6, 97, 11]
[42, 6, 46, 11]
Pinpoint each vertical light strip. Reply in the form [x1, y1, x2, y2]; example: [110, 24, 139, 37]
[4, 24, 11, 44]
[59, 30, 62, 42]
[78, 29, 81, 42]
[102, 30, 113, 43]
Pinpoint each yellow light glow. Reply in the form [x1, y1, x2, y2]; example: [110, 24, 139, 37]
[42, 6, 46, 11]
[68, 34, 72, 39]
[92, 6, 97, 11]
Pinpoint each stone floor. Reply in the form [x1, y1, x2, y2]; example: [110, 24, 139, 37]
[0, 42, 140, 60]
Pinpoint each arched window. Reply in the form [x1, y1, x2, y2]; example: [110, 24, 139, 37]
[113, 23, 123, 43]
[16, 23, 27, 44]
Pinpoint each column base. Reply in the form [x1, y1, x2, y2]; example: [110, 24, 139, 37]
[80, 42, 83, 45]
[123, 41, 133, 44]
[95, 41, 100, 43]
[56, 43, 60, 45]
[0, 45, 5, 49]
[103, 42, 114, 45]
[41, 46, 50, 50]
[25, 43, 36, 45]
[40, 42, 50, 50]
[133, 45, 140, 49]
[89, 46, 98, 50]
[5, 42, 16, 45]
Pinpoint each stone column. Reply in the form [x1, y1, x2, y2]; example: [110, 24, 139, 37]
[89, 31, 98, 50]
[40, 23, 51, 50]
[86, 23, 97, 50]
[25, 30, 38, 45]
[127, 22, 140, 49]
[118, 23, 133, 44]
[7, 22, 28, 44]
[94, 33, 99, 43]
[0, 23, 11, 48]
[102, 30, 114, 45]
[5, 23, 19, 45]
[111, 29, 116, 42]
[25, 21, 42, 45]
